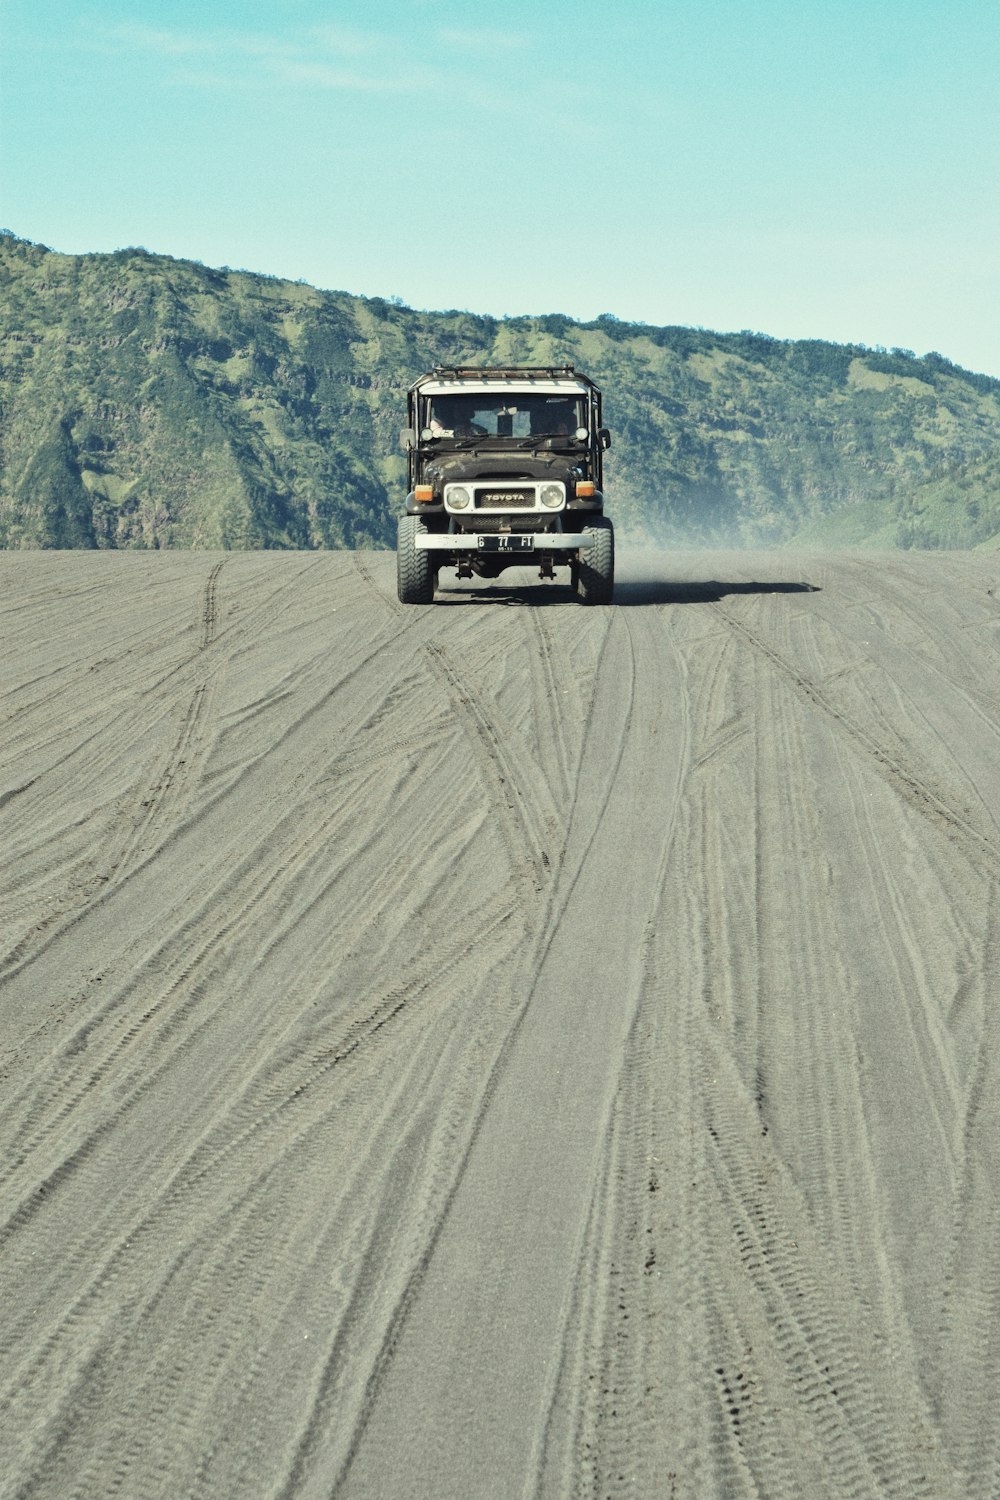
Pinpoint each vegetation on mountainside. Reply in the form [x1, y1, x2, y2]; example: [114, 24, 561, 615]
[2, 231, 999, 550]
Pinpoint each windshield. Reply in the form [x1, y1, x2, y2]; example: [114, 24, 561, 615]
[425, 394, 584, 440]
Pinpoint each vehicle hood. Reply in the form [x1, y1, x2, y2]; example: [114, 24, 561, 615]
[424, 449, 579, 483]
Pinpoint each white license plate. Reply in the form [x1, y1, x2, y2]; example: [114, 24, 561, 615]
[477, 535, 535, 552]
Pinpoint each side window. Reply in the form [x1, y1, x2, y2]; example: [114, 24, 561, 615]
[533, 399, 578, 435]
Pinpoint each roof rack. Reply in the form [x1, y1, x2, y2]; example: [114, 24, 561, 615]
[430, 365, 577, 379]
[409, 365, 598, 393]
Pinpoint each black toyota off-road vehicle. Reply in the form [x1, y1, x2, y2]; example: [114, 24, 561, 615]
[396, 366, 614, 604]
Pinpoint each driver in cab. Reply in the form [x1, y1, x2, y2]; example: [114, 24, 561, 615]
[429, 398, 486, 438]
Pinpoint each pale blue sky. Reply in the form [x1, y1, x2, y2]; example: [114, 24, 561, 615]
[3, 0, 999, 375]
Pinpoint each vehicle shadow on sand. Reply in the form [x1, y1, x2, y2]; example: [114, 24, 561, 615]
[614, 578, 821, 605]
[434, 579, 821, 607]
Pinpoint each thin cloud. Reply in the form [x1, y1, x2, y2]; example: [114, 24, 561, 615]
[165, 68, 272, 93]
[96, 23, 297, 62]
[272, 60, 418, 94]
[99, 24, 218, 57]
[309, 26, 389, 58]
[437, 28, 531, 51]
[90, 19, 547, 103]
[91, 21, 412, 92]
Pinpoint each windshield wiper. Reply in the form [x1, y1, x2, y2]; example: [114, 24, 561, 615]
[422, 434, 486, 450]
[515, 432, 578, 448]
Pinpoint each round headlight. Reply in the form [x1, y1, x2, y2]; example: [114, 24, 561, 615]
[448, 486, 471, 510]
[540, 483, 564, 509]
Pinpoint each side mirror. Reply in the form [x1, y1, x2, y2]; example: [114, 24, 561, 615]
[598, 427, 611, 450]
[399, 426, 415, 450]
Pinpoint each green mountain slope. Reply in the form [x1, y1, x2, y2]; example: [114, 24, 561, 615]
[3, 231, 999, 549]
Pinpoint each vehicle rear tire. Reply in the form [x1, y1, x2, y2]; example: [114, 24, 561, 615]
[397, 515, 436, 604]
[575, 516, 614, 604]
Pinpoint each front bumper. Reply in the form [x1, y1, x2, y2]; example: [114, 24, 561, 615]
[415, 533, 593, 551]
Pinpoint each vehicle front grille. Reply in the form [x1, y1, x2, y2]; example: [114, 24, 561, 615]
[475, 487, 535, 509]
[456, 514, 551, 533]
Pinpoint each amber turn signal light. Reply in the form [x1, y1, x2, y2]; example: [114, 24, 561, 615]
[575, 481, 596, 498]
[414, 484, 434, 502]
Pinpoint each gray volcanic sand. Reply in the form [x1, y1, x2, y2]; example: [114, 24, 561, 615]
[2, 547, 999, 1498]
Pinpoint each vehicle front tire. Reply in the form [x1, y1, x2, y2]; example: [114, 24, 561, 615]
[575, 516, 614, 604]
[397, 515, 436, 604]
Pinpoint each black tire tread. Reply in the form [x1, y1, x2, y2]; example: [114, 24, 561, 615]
[575, 516, 615, 604]
[397, 515, 436, 604]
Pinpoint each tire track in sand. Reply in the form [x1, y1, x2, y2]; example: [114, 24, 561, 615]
[5, 552, 1000, 1500]
[335, 610, 691, 1500]
[712, 602, 1000, 879]
[533, 573, 968, 1499]
[0, 556, 429, 993]
[933, 887, 1000, 1498]
[1, 562, 232, 979]
[423, 639, 560, 909]
[199, 560, 225, 649]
